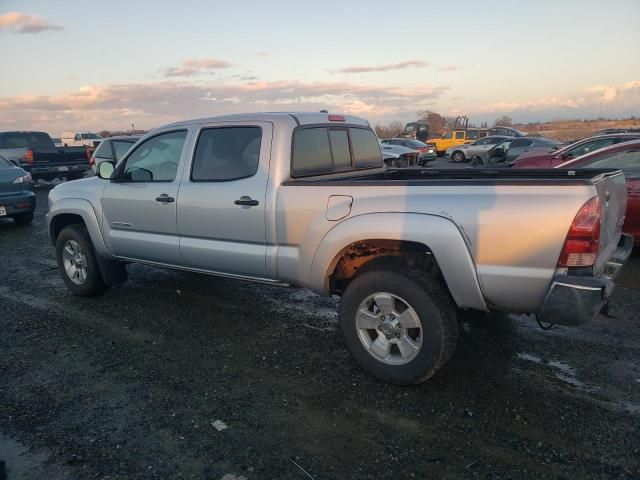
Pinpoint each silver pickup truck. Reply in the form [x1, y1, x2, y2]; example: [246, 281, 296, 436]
[47, 112, 633, 385]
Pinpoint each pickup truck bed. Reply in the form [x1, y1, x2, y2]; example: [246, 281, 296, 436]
[46, 112, 633, 385]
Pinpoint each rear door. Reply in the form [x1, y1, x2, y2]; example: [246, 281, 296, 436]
[177, 122, 272, 277]
[101, 129, 190, 265]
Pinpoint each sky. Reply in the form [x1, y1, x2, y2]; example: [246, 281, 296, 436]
[0, 0, 639, 134]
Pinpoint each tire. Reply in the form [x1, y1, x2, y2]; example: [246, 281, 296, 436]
[12, 212, 33, 225]
[55, 224, 109, 296]
[338, 268, 458, 385]
[452, 151, 465, 163]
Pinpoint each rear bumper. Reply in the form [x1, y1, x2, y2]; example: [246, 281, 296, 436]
[0, 191, 36, 216]
[540, 234, 634, 325]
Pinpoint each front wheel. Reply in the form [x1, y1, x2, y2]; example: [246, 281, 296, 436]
[55, 224, 109, 296]
[452, 151, 465, 163]
[338, 268, 458, 385]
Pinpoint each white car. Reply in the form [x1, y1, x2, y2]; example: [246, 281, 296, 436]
[445, 136, 513, 163]
[379, 142, 419, 168]
[61, 132, 102, 148]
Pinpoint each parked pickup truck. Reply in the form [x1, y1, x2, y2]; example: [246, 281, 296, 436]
[47, 112, 633, 385]
[0, 131, 91, 181]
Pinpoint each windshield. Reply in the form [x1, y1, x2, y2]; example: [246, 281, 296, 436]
[442, 132, 452, 139]
[0, 155, 13, 168]
[81, 133, 101, 140]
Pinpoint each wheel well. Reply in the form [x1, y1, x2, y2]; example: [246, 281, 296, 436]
[50, 213, 85, 244]
[328, 240, 443, 295]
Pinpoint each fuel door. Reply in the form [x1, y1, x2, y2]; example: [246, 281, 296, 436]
[326, 195, 353, 221]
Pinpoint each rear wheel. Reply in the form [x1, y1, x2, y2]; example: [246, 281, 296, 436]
[55, 224, 109, 296]
[338, 268, 458, 385]
[12, 212, 33, 225]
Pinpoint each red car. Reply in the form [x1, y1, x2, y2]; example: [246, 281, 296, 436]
[554, 140, 640, 244]
[513, 133, 640, 168]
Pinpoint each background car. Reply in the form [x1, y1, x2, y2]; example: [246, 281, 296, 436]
[487, 126, 527, 137]
[61, 132, 103, 148]
[445, 136, 513, 163]
[381, 138, 437, 164]
[513, 133, 640, 168]
[90, 135, 141, 173]
[379, 142, 419, 168]
[504, 136, 560, 163]
[556, 140, 640, 245]
[554, 139, 640, 244]
[0, 154, 35, 225]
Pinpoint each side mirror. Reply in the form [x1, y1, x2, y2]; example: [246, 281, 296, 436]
[97, 161, 115, 179]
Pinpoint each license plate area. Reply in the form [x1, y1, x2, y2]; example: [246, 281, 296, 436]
[0, 206, 6, 216]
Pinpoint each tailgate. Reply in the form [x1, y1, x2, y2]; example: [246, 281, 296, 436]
[592, 170, 628, 274]
[34, 148, 87, 166]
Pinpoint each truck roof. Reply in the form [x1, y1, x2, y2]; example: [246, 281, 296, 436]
[163, 112, 370, 129]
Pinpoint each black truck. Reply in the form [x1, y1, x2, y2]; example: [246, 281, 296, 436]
[0, 131, 91, 181]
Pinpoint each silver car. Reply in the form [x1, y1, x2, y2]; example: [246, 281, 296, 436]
[445, 136, 513, 163]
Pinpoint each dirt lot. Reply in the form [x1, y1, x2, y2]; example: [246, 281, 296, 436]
[1, 184, 639, 480]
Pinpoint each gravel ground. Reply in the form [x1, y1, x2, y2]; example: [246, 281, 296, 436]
[0, 183, 639, 480]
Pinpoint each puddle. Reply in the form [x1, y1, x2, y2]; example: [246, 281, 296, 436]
[262, 288, 339, 331]
[0, 434, 52, 480]
[515, 352, 600, 392]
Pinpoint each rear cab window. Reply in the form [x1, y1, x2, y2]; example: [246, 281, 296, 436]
[0, 132, 56, 152]
[291, 126, 382, 177]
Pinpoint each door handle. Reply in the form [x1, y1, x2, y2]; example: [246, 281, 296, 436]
[155, 194, 175, 203]
[234, 196, 259, 207]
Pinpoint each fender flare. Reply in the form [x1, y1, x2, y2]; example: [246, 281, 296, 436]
[47, 198, 110, 258]
[309, 212, 487, 311]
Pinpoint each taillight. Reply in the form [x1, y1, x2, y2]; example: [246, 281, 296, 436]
[557, 196, 601, 267]
[328, 115, 345, 122]
[24, 148, 34, 165]
[628, 179, 640, 197]
[86, 147, 92, 164]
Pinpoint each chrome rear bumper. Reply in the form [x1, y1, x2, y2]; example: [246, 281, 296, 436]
[540, 234, 633, 326]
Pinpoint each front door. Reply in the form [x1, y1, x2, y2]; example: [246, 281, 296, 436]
[177, 122, 272, 278]
[101, 129, 190, 265]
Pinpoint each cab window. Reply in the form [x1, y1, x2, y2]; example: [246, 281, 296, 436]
[192, 127, 262, 181]
[455, 132, 465, 140]
[121, 130, 187, 182]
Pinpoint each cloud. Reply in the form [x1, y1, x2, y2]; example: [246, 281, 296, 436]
[0, 12, 63, 34]
[438, 64, 461, 72]
[163, 58, 232, 77]
[0, 79, 449, 131]
[254, 51, 268, 57]
[335, 60, 429, 74]
[471, 80, 640, 120]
